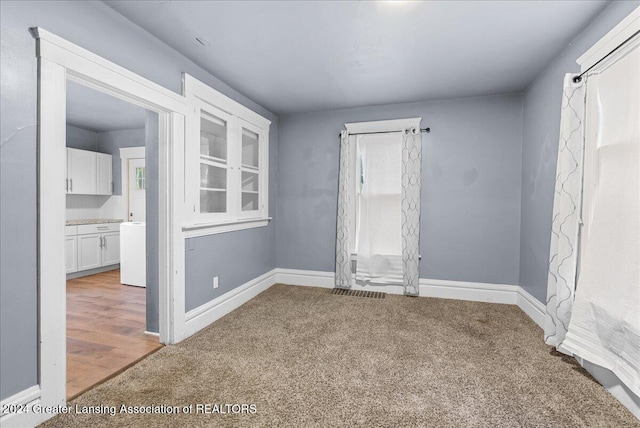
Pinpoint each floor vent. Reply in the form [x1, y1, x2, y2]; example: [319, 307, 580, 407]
[330, 288, 386, 299]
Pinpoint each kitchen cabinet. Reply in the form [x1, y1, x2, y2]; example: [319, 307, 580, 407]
[67, 222, 120, 275]
[65, 226, 78, 274]
[96, 152, 113, 195]
[66, 148, 113, 195]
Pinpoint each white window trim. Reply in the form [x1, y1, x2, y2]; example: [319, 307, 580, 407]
[182, 73, 271, 235]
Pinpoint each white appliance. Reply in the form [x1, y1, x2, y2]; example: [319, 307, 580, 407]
[120, 221, 146, 287]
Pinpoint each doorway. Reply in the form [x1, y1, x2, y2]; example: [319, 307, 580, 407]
[34, 27, 187, 412]
[64, 80, 162, 399]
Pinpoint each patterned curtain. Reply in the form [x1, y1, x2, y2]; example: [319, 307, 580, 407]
[335, 130, 353, 289]
[401, 127, 422, 296]
[544, 74, 585, 349]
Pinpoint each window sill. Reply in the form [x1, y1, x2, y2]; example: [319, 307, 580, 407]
[182, 217, 271, 238]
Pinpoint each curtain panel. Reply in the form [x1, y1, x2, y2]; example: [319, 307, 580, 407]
[335, 130, 353, 289]
[544, 74, 585, 349]
[401, 127, 422, 296]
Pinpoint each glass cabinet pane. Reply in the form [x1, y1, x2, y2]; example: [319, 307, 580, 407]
[241, 128, 259, 168]
[200, 190, 226, 213]
[241, 171, 259, 192]
[201, 114, 227, 161]
[200, 164, 227, 190]
[242, 193, 259, 211]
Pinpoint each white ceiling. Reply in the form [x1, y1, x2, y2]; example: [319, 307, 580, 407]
[67, 80, 146, 132]
[105, 0, 609, 114]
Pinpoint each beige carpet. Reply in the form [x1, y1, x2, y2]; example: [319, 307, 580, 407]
[42, 284, 638, 427]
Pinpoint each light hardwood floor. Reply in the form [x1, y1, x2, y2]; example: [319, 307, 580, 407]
[66, 269, 162, 399]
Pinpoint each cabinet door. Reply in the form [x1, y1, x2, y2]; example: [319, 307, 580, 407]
[77, 233, 102, 271]
[65, 236, 78, 274]
[101, 232, 120, 266]
[96, 153, 113, 195]
[67, 148, 97, 195]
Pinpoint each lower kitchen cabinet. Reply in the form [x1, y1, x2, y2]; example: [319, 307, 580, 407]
[67, 222, 120, 275]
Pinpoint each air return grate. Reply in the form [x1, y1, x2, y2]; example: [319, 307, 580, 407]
[330, 288, 386, 299]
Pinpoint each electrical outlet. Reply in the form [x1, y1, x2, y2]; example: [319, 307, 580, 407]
[213, 276, 219, 289]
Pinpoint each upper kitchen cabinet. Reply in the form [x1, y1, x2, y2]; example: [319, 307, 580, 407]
[96, 152, 113, 195]
[66, 148, 113, 195]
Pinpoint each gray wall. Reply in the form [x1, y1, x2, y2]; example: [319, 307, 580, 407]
[0, 0, 277, 400]
[96, 128, 145, 195]
[277, 94, 523, 285]
[145, 111, 160, 333]
[519, 0, 639, 303]
[66, 125, 97, 151]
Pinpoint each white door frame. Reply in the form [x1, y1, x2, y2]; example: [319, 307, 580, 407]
[33, 28, 187, 417]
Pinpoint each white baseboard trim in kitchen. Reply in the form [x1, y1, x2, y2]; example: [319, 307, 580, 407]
[0, 385, 43, 428]
[183, 269, 277, 338]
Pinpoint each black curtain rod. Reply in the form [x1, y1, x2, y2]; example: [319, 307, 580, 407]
[339, 127, 430, 138]
[573, 29, 639, 83]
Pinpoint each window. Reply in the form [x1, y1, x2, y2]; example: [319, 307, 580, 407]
[135, 167, 146, 190]
[183, 74, 271, 235]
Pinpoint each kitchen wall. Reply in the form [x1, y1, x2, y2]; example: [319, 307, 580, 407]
[97, 127, 145, 195]
[0, 0, 277, 400]
[66, 125, 97, 151]
[519, 0, 639, 303]
[277, 94, 523, 286]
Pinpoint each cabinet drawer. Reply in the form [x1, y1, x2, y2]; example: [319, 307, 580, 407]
[65, 225, 77, 236]
[77, 223, 120, 235]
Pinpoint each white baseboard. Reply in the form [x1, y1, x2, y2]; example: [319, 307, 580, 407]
[183, 269, 277, 338]
[275, 268, 545, 328]
[0, 385, 43, 428]
[419, 278, 518, 304]
[516, 287, 546, 329]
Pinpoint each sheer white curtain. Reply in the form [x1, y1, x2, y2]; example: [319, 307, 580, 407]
[562, 42, 640, 396]
[355, 133, 404, 285]
[335, 130, 353, 289]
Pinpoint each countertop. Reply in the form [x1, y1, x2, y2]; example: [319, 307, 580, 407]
[66, 218, 124, 226]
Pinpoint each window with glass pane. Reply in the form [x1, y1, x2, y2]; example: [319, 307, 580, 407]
[240, 128, 259, 211]
[135, 167, 146, 190]
[200, 112, 228, 213]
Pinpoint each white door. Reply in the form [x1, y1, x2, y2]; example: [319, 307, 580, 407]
[101, 232, 120, 266]
[77, 233, 102, 271]
[96, 152, 113, 195]
[67, 148, 96, 195]
[65, 236, 77, 273]
[128, 158, 146, 222]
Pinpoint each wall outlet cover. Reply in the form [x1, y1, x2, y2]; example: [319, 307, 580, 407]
[213, 276, 219, 289]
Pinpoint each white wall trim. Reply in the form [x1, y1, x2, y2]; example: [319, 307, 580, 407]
[517, 287, 546, 329]
[182, 218, 270, 238]
[577, 6, 640, 71]
[32, 27, 188, 425]
[0, 386, 42, 428]
[182, 73, 271, 130]
[345, 117, 422, 134]
[275, 269, 545, 326]
[183, 269, 277, 338]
